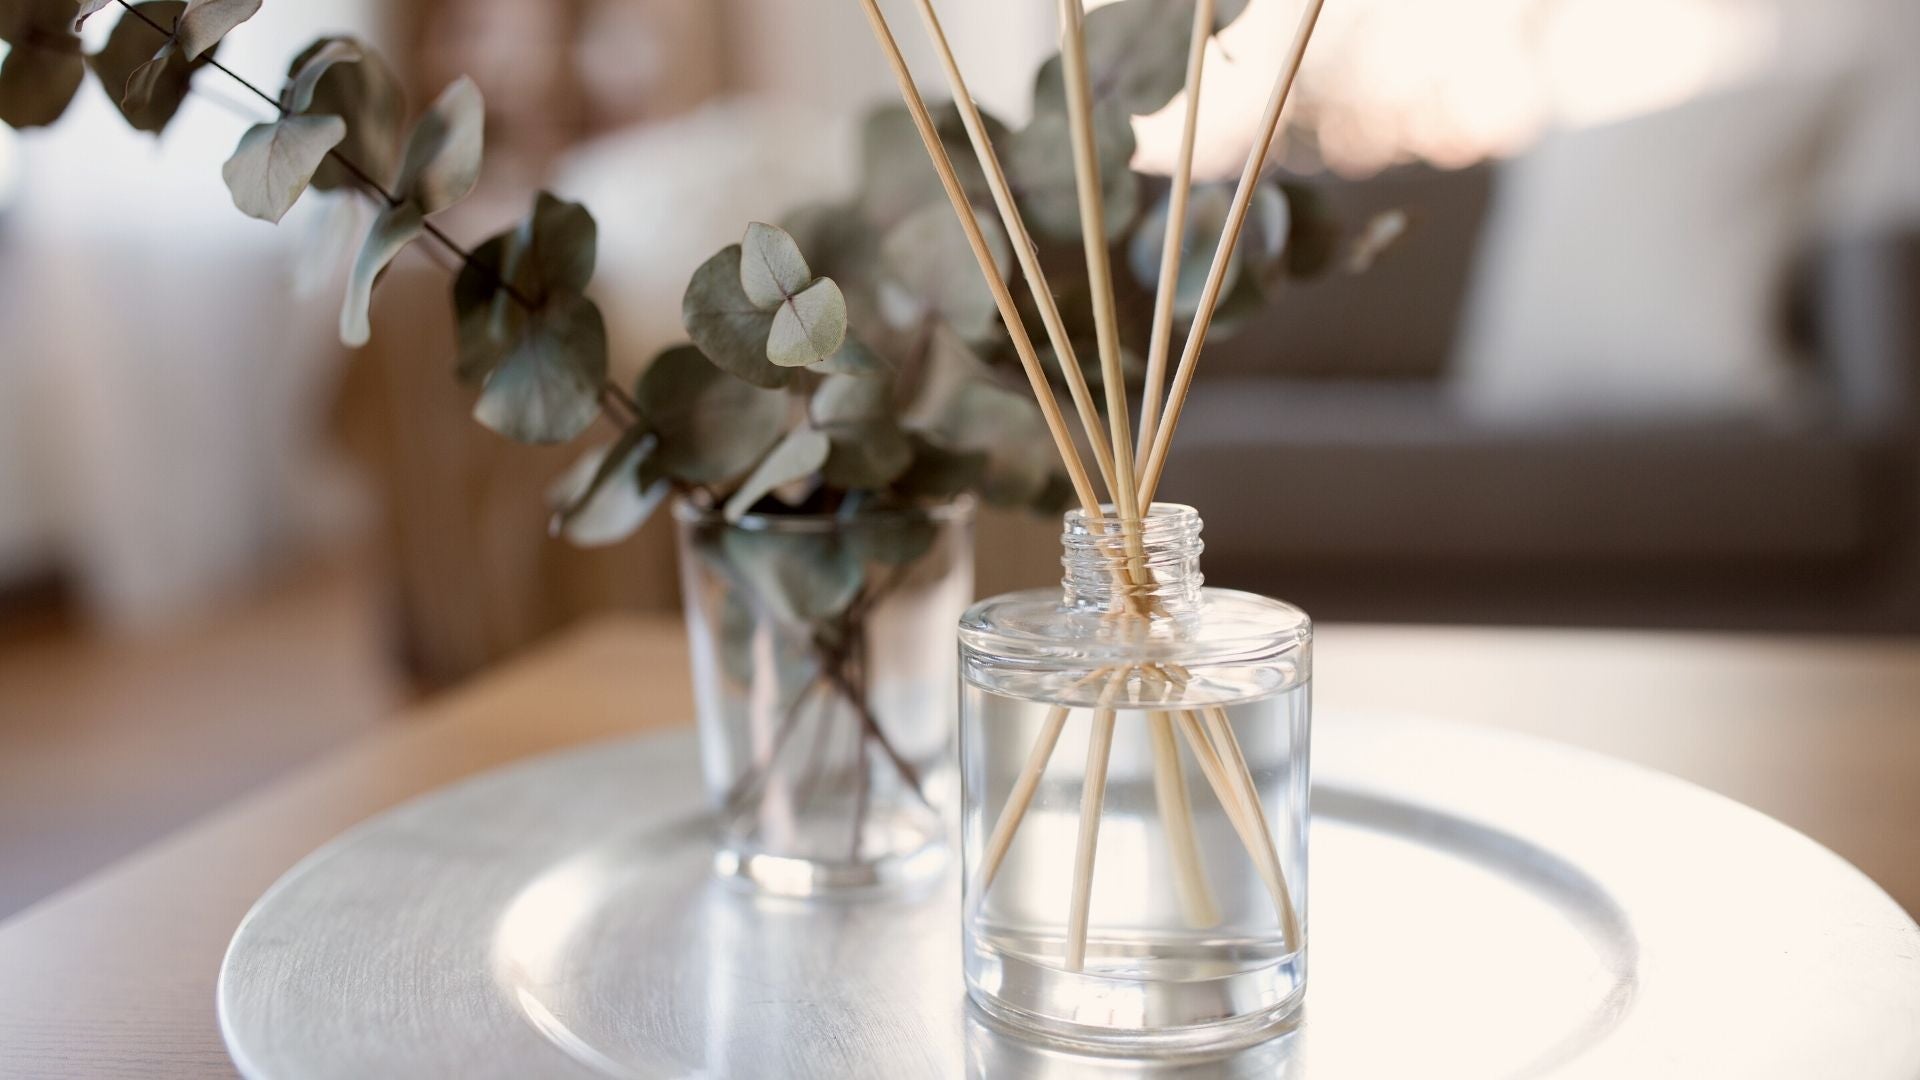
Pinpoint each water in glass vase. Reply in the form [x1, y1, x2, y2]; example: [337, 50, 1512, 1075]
[958, 504, 1312, 1053]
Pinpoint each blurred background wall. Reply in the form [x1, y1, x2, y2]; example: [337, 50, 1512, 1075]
[2, 0, 1917, 912]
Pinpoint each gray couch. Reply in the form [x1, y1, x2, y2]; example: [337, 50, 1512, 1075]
[1154, 166, 1920, 633]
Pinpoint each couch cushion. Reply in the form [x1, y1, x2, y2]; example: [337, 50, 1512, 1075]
[1154, 379, 1868, 565]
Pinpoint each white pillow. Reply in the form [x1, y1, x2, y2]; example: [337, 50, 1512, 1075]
[1452, 82, 1836, 425]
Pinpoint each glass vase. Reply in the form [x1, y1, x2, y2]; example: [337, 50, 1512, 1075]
[676, 497, 973, 897]
[958, 503, 1311, 1053]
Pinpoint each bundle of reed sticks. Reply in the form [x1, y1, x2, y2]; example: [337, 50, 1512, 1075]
[856, 0, 1326, 968]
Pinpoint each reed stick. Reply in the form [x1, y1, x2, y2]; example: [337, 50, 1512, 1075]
[1136, 0, 1216, 468]
[905, 0, 1121, 503]
[1148, 709, 1221, 927]
[1138, 0, 1328, 503]
[1054, 0, 1147, 546]
[1198, 705, 1300, 948]
[1066, 668, 1128, 971]
[1174, 708, 1297, 948]
[854, 0, 1105, 521]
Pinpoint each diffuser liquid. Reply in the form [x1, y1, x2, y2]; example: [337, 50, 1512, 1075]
[960, 676, 1310, 1051]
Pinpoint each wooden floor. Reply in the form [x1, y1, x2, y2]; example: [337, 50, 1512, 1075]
[0, 557, 402, 918]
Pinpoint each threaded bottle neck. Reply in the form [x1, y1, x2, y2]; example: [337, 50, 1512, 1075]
[1061, 503, 1205, 617]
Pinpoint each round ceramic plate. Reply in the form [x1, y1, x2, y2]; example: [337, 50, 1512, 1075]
[219, 714, 1920, 1079]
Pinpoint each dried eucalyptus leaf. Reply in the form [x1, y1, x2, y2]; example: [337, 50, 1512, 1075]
[287, 35, 403, 191]
[547, 428, 666, 547]
[766, 277, 846, 368]
[472, 291, 608, 445]
[636, 345, 788, 485]
[721, 528, 863, 626]
[339, 201, 424, 347]
[739, 221, 812, 310]
[858, 103, 998, 227]
[454, 191, 599, 380]
[893, 434, 988, 500]
[394, 75, 481, 214]
[681, 245, 789, 389]
[283, 37, 359, 113]
[1127, 183, 1241, 320]
[72, 0, 115, 30]
[1008, 105, 1139, 243]
[1033, 0, 1191, 119]
[880, 202, 1008, 341]
[0, 31, 84, 127]
[808, 336, 890, 377]
[88, 2, 196, 133]
[175, 0, 256, 60]
[724, 427, 830, 523]
[221, 114, 345, 223]
[812, 372, 891, 426]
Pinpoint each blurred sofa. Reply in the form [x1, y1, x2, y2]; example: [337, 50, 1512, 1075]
[1156, 160, 1920, 633]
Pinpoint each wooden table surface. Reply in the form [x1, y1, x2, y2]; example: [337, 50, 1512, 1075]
[2, 615, 1917, 1078]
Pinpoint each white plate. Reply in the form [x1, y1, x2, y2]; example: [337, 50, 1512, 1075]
[219, 714, 1920, 1079]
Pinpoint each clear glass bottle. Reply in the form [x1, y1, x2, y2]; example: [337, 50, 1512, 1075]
[677, 497, 974, 898]
[958, 503, 1311, 1053]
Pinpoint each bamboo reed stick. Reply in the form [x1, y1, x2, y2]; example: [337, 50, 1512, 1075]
[1066, 668, 1128, 970]
[854, 0, 1105, 522]
[1198, 705, 1300, 948]
[1136, 0, 1216, 469]
[1174, 708, 1297, 949]
[905, 0, 1121, 503]
[1148, 709, 1220, 927]
[1138, 0, 1328, 503]
[1055, 0, 1148, 559]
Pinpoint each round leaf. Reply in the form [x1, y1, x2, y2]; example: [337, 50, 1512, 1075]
[1032, 0, 1192, 119]
[636, 346, 789, 485]
[340, 202, 424, 347]
[1008, 105, 1139, 243]
[472, 292, 609, 445]
[724, 427, 830, 522]
[175, 0, 258, 61]
[739, 221, 813, 310]
[681, 245, 789, 389]
[547, 429, 666, 547]
[221, 114, 346, 224]
[766, 277, 847, 368]
[720, 528, 864, 626]
[880, 202, 1009, 341]
[87, 2, 199, 134]
[0, 31, 84, 128]
[394, 75, 482, 214]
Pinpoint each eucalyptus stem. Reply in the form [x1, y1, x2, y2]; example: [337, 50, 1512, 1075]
[108, 0, 637, 429]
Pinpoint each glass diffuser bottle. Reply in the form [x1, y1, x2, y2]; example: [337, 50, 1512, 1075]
[958, 503, 1311, 1053]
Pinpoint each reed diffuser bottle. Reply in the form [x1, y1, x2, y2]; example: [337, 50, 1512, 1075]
[958, 503, 1311, 1052]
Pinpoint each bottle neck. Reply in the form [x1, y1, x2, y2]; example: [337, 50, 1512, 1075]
[1061, 503, 1205, 618]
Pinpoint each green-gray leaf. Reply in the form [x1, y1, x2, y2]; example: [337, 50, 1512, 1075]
[1008, 105, 1139, 243]
[1033, 0, 1191, 119]
[821, 422, 913, 490]
[175, 0, 257, 60]
[340, 201, 424, 347]
[472, 292, 608, 444]
[88, 2, 198, 134]
[681, 245, 789, 389]
[766, 277, 846, 368]
[547, 429, 666, 546]
[721, 528, 863, 626]
[394, 75, 482, 214]
[220, 114, 345, 223]
[636, 345, 788, 485]
[1128, 182, 1241, 320]
[880, 202, 1008, 341]
[283, 37, 359, 113]
[454, 191, 599, 382]
[739, 221, 812, 310]
[286, 35, 403, 191]
[724, 427, 830, 522]
[72, 0, 115, 31]
[0, 31, 84, 128]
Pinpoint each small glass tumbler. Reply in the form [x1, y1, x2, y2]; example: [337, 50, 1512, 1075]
[959, 504, 1311, 1052]
[676, 497, 974, 897]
